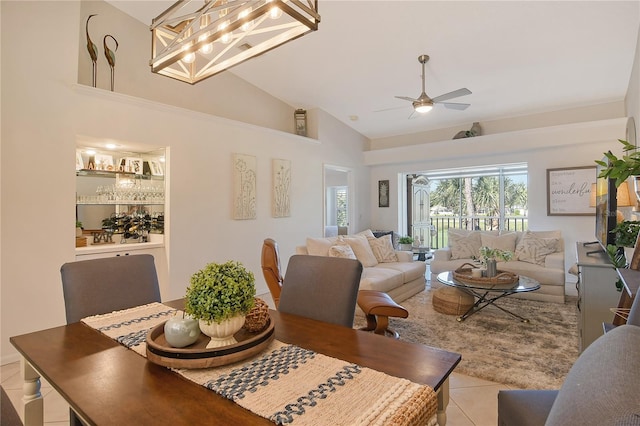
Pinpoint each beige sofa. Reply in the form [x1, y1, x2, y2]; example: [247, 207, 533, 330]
[295, 229, 426, 304]
[430, 229, 565, 303]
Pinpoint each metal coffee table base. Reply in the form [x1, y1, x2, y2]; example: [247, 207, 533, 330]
[457, 288, 531, 323]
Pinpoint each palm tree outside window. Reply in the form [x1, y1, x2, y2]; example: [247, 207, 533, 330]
[410, 164, 528, 249]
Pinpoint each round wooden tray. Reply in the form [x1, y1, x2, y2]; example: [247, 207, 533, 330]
[453, 263, 519, 289]
[146, 317, 275, 369]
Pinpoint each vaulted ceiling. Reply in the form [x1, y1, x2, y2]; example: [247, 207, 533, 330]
[108, 1, 640, 139]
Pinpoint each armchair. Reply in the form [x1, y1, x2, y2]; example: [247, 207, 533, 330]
[497, 324, 640, 425]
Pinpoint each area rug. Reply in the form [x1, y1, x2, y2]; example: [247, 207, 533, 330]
[355, 285, 579, 390]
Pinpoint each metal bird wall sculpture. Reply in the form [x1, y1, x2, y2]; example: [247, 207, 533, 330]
[85, 14, 98, 87]
[103, 35, 119, 92]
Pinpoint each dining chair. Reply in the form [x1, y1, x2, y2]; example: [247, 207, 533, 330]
[261, 238, 283, 308]
[60, 254, 161, 323]
[277, 254, 362, 327]
[60, 254, 162, 425]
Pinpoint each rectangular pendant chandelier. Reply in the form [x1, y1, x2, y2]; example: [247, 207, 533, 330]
[150, 0, 320, 84]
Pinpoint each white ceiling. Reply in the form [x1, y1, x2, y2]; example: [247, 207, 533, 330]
[107, 1, 640, 140]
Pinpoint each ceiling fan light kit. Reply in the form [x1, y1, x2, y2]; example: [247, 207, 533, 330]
[413, 101, 433, 114]
[395, 54, 472, 115]
[150, 0, 320, 84]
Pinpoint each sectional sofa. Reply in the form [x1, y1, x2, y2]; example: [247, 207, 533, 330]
[295, 229, 426, 304]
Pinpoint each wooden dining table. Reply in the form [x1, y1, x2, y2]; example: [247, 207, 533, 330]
[10, 299, 461, 426]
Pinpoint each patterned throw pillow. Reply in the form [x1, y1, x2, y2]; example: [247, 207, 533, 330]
[515, 231, 559, 266]
[341, 234, 379, 267]
[367, 234, 398, 263]
[328, 244, 357, 260]
[448, 230, 482, 260]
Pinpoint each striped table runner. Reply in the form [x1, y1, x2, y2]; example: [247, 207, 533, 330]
[83, 303, 437, 425]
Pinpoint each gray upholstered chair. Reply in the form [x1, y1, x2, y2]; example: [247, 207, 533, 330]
[497, 324, 640, 426]
[61, 254, 161, 324]
[628, 294, 640, 326]
[60, 254, 161, 425]
[278, 255, 362, 327]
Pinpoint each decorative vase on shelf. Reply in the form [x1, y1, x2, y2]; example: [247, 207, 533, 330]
[199, 315, 246, 348]
[486, 259, 498, 278]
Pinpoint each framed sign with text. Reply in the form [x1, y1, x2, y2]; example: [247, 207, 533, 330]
[547, 166, 596, 216]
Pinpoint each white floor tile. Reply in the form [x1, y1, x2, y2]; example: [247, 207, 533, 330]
[450, 384, 507, 426]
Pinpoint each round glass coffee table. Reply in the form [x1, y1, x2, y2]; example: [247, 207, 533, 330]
[436, 271, 540, 322]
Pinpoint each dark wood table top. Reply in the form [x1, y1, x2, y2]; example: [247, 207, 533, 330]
[10, 300, 461, 425]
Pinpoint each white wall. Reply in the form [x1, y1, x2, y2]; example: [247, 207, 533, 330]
[0, 1, 369, 363]
[76, 0, 295, 133]
[625, 23, 640, 135]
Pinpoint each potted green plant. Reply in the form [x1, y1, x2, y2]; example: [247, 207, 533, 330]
[477, 246, 514, 277]
[398, 236, 414, 251]
[605, 244, 626, 292]
[611, 220, 640, 249]
[608, 220, 640, 284]
[76, 220, 83, 237]
[595, 139, 639, 188]
[185, 260, 256, 348]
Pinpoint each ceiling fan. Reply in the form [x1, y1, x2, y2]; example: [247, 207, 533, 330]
[394, 54, 471, 115]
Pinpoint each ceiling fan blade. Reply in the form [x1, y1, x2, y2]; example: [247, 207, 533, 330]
[374, 105, 410, 113]
[439, 102, 471, 110]
[408, 110, 418, 120]
[395, 96, 418, 102]
[431, 88, 472, 103]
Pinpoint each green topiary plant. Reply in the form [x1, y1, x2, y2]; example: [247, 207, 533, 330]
[185, 260, 256, 325]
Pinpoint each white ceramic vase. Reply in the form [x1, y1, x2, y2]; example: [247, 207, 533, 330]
[199, 315, 245, 348]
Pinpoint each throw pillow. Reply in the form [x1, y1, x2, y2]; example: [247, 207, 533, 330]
[328, 244, 357, 260]
[341, 234, 379, 267]
[306, 237, 338, 256]
[515, 231, 559, 266]
[481, 233, 517, 253]
[448, 230, 482, 260]
[372, 230, 398, 249]
[367, 234, 398, 263]
[356, 229, 376, 239]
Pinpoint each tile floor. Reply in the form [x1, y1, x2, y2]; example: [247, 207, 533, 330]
[1, 359, 514, 425]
